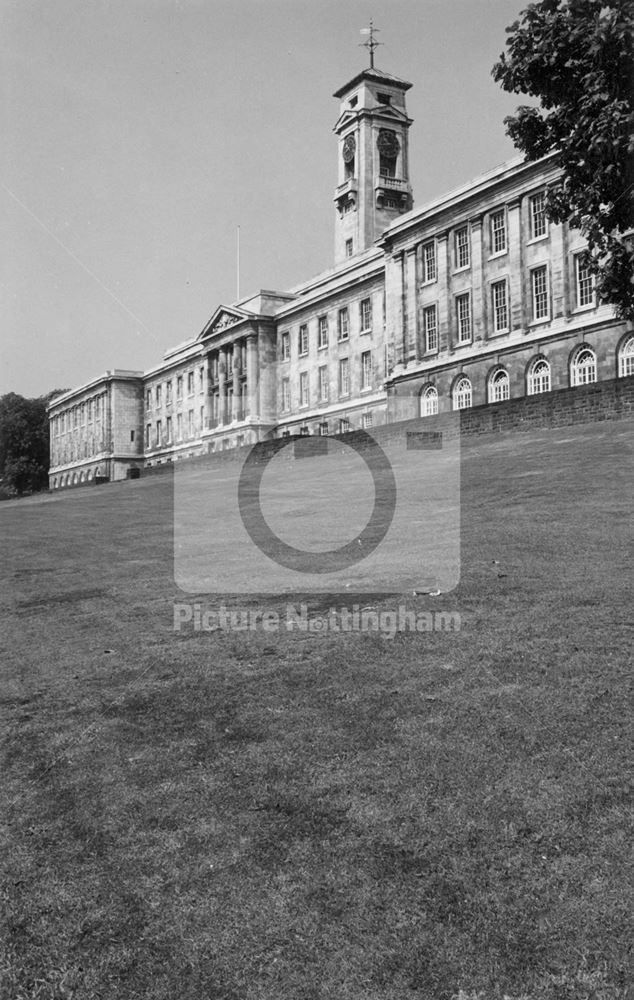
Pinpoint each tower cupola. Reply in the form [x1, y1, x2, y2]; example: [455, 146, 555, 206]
[333, 42, 414, 264]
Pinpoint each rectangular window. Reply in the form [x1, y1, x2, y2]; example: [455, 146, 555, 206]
[281, 378, 291, 412]
[280, 330, 290, 360]
[361, 350, 372, 390]
[188, 409, 194, 436]
[422, 241, 437, 282]
[176, 376, 183, 399]
[318, 315, 328, 349]
[146, 423, 151, 447]
[339, 358, 350, 396]
[338, 307, 349, 341]
[423, 304, 438, 353]
[455, 227, 470, 269]
[155, 385, 162, 407]
[156, 419, 162, 446]
[318, 421, 328, 436]
[299, 371, 309, 407]
[339, 417, 350, 433]
[530, 192, 547, 239]
[298, 324, 308, 356]
[211, 356, 219, 382]
[490, 209, 507, 254]
[531, 265, 549, 320]
[146, 389, 152, 408]
[491, 279, 509, 332]
[360, 298, 372, 332]
[166, 381, 172, 404]
[166, 415, 172, 442]
[318, 365, 329, 402]
[575, 255, 595, 307]
[362, 412, 373, 429]
[345, 238, 353, 258]
[199, 367, 204, 393]
[187, 372, 194, 395]
[176, 413, 183, 439]
[200, 406, 204, 430]
[456, 293, 472, 343]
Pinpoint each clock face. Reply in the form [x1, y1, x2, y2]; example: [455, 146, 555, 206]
[342, 134, 356, 164]
[377, 129, 400, 157]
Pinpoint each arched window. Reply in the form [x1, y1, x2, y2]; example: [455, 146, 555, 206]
[72, 473, 78, 485]
[79, 471, 85, 483]
[421, 385, 438, 417]
[528, 358, 551, 395]
[87, 469, 93, 480]
[618, 336, 634, 377]
[489, 369, 509, 403]
[571, 347, 597, 387]
[453, 377, 472, 410]
[53, 478, 58, 489]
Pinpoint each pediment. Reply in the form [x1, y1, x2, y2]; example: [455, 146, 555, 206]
[197, 305, 253, 341]
[334, 104, 410, 132]
[372, 104, 409, 123]
[335, 109, 358, 131]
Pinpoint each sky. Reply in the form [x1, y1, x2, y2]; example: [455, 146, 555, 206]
[1, 0, 527, 398]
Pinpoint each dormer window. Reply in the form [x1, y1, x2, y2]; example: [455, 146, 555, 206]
[377, 92, 391, 105]
[349, 96, 358, 108]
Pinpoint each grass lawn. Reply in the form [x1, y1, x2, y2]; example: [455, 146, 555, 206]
[1, 419, 632, 1000]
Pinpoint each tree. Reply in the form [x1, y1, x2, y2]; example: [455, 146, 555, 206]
[0, 392, 63, 496]
[492, 0, 634, 320]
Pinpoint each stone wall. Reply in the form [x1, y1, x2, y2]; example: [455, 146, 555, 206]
[140, 373, 634, 480]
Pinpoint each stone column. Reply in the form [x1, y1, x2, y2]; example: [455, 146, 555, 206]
[507, 197, 523, 332]
[232, 340, 242, 422]
[436, 231, 451, 353]
[550, 221, 566, 321]
[218, 349, 228, 425]
[246, 333, 259, 418]
[405, 246, 419, 361]
[201, 354, 210, 431]
[470, 215, 484, 342]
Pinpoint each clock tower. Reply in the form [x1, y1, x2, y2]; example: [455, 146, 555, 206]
[333, 62, 414, 264]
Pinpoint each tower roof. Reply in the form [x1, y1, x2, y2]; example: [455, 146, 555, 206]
[333, 67, 412, 99]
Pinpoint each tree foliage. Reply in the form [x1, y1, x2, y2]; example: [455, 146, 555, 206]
[0, 392, 61, 496]
[493, 0, 634, 320]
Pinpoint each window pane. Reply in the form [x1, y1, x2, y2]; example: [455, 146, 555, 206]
[530, 192, 546, 238]
[455, 227, 470, 268]
[491, 210, 506, 254]
[531, 266, 549, 319]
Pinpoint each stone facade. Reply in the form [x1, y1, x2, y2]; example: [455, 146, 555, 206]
[48, 62, 634, 489]
[48, 371, 144, 488]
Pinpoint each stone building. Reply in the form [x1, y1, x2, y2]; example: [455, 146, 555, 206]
[48, 371, 144, 489]
[48, 57, 634, 488]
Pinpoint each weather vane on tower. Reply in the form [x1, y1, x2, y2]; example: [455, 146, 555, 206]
[360, 20, 382, 69]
